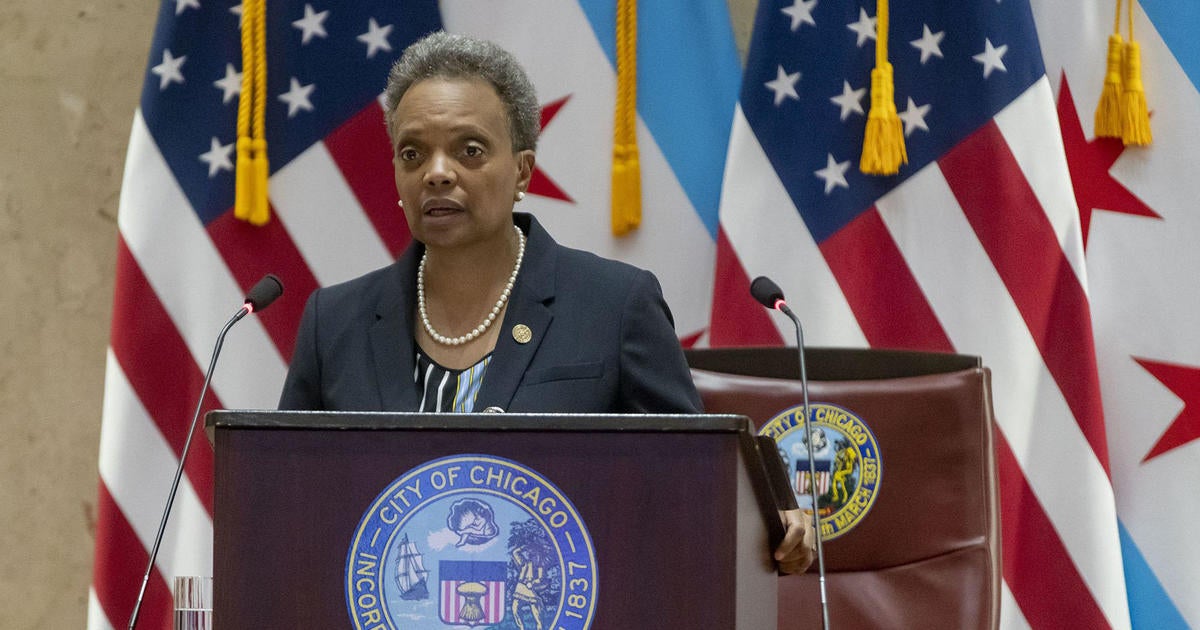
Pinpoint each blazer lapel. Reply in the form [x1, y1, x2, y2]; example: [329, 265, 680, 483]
[475, 214, 556, 411]
[369, 246, 422, 411]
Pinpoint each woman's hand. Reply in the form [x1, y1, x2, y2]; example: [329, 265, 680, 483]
[774, 508, 816, 574]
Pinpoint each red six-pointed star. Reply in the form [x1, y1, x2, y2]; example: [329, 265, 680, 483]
[527, 95, 574, 203]
[1137, 358, 1200, 463]
[1056, 73, 1159, 249]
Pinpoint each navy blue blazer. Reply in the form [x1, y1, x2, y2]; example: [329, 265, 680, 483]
[278, 213, 702, 414]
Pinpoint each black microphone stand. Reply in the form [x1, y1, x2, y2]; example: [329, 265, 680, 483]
[774, 300, 831, 630]
[126, 303, 251, 630]
[750, 275, 831, 630]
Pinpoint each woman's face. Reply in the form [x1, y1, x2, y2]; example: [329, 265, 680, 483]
[390, 77, 534, 252]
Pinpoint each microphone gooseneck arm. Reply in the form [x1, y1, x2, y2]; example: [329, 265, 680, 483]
[127, 273, 282, 629]
[127, 304, 249, 630]
[749, 275, 830, 630]
[775, 301, 831, 630]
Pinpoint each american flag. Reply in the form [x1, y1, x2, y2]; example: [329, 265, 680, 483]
[711, 0, 1135, 628]
[90, 1, 440, 627]
[89, 1, 739, 628]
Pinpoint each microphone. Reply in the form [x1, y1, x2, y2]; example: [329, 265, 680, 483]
[244, 273, 283, 312]
[749, 275, 786, 311]
[127, 275, 284, 630]
[750, 275, 830, 630]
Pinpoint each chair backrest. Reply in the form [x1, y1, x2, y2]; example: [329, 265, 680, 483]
[687, 347, 1001, 630]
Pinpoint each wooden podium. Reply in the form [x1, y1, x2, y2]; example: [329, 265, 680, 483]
[687, 348, 1001, 629]
[205, 411, 786, 629]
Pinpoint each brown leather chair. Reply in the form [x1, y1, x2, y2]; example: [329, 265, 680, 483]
[687, 347, 1001, 630]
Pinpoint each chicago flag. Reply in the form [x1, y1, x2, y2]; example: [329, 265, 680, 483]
[1034, 0, 1199, 628]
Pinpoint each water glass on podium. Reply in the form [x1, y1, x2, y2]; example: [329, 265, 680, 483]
[173, 576, 212, 630]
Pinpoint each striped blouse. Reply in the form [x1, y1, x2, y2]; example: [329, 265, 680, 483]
[414, 348, 492, 413]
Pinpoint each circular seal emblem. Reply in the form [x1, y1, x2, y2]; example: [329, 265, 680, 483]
[511, 324, 533, 344]
[346, 454, 598, 630]
[759, 403, 882, 540]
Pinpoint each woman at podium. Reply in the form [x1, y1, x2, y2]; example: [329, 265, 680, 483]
[277, 31, 813, 575]
[278, 31, 699, 416]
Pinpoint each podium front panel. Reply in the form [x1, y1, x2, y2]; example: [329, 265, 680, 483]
[208, 412, 778, 629]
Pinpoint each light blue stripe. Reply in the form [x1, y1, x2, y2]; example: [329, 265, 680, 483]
[1140, 0, 1200, 94]
[1119, 520, 1191, 629]
[453, 356, 490, 413]
[468, 357, 490, 411]
[453, 367, 472, 413]
[578, 1, 741, 237]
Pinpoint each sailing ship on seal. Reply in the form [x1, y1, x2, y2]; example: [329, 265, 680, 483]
[395, 533, 430, 600]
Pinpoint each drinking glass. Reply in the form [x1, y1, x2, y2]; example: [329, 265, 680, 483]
[172, 575, 212, 630]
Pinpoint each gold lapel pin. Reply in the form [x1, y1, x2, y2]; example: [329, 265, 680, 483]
[512, 324, 533, 344]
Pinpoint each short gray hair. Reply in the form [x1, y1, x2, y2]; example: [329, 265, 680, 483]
[384, 32, 540, 153]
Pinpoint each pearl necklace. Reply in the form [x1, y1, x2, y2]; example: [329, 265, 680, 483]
[417, 224, 526, 346]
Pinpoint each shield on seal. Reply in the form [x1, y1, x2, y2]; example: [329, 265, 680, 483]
[438, 560, 507, 626]
[795, 469, 832, 495]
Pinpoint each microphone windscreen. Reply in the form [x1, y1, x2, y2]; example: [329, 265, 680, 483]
[245, 274, 284, 312]
[749, 276, 785, 309]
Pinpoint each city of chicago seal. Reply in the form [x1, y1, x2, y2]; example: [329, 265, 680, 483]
[759, 403, 882, 540]
[346, 454, 598, 630]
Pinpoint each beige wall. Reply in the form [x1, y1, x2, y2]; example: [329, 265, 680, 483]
[2, 1, 155, 627]
[0, 2, 755, 626]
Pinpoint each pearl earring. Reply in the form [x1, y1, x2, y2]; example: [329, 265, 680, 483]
[397, 199, 404, 208]
[515, 191, 526, 202]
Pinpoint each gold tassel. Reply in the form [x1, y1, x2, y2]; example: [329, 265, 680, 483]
[1094, 33, 1125, 138]
[860, 0, 907, 176]
[611, 0, 641, 236]
[611, 143, 641, 236]
[235, 138, 255, 220]
[235, 0, 271, 225]
[249, 140, 270, 225]
[861, 63, 907, 175]
[233, 0, 255, 223]
[1120, 39, 1152, 145]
